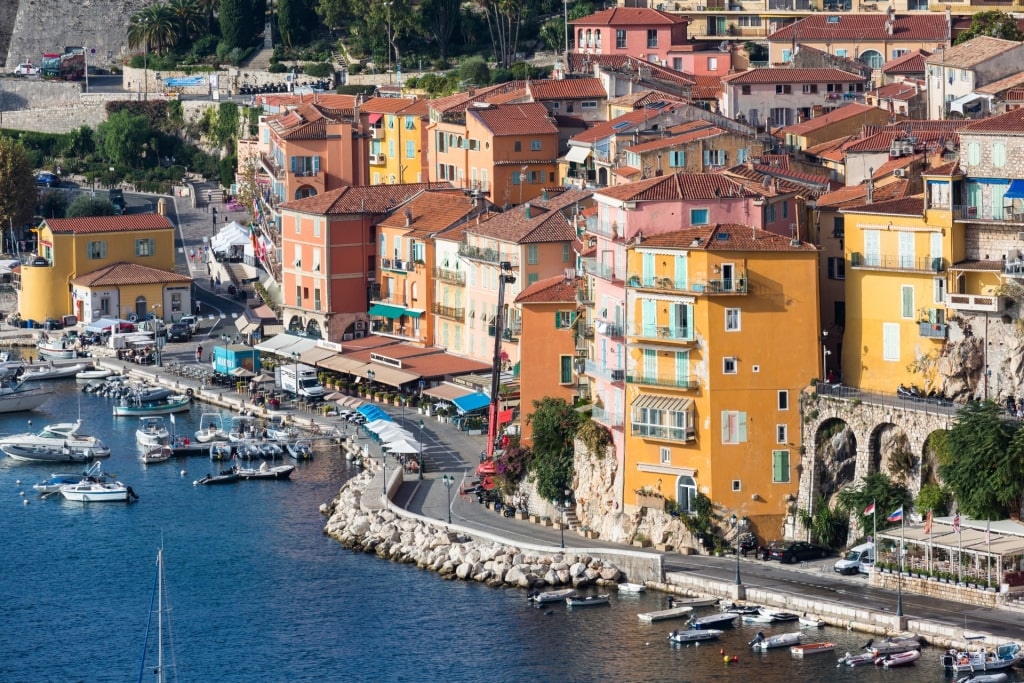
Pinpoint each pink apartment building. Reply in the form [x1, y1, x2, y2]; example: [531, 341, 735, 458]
[571, 7, 690, 67]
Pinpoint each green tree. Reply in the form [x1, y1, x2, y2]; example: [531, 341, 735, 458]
[127, 4, 178, 54]
[420, 0, 462, 60]
[797, 497, 848, 549]
[935, 399, 1024, 518]
[0, 138, 37, 231]
[316, 0, 354, 30]
[954, 10, 1024, 44]
[37, 190, 69, 220]
[215, 102, 241, 150]
[96, 111, 153, 167]
[835, 472, 912, 537]
[526, 397, 581, 500]
[167, 0, 204, 46]
[915, 482, 952, 516]
[278, 0, 315, 48]
[477, 0, 528, 68]
[458, 56, 491, 86]
[538, 2, 594, 53]
[220, 0, 261, 50]
[66, 195, 116, 218]
[63, 126, 95, 159]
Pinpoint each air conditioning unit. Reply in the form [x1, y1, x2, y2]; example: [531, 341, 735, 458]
[343, 333, 353, 341]
[353, 331, 365, 339]
[370, 127, 380, 139]
[893, 168, 907, 178]
[611, 369, 625, 381]
[354, 320, 366, 331]
[369, 154, 384, 164]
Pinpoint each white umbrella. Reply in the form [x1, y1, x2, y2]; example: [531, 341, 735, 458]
[324, 391, 345, 401]
[377, 427, 415, 442]
[383, 439, 421, 454]
[231, 367, 255, 378]
[365, 419, 396, 433]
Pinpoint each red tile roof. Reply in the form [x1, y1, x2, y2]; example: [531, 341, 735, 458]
[872, 154, 921, 178]
[470, 102, 558, 136]
[924, 161, 962, 176]
[71, 262, 192, 286]
[465, 188, 591, 244]
[781, 103, 878, 136]
[279, 182, 453, 215]
[768, 14, 950, 42]
[637, 224, 817, 252]
[376, 191, 480, 237]
[881, 49, 931, 74]
[44, 214, 174, 235]
[515, 274, 579, 304]
[359, 97, 419, 114]
[569, 103, 686, 144]
[571, 6, 687, 26]
[924, 36, 1023, 69]
[803, 134, 855, 158]
[817, 179, 911, 208]
[961, 107, 1024, 134]
[870, 81, 922, 101]
[976, 71, 1024, 95]
[843, 121, 965, 152]
[528, 78, 607, 101]
[428, 82, 528, 114]
[598, 172, 760, 202]
[722, 68, 866, 85]
[839, 193, 925, 216]
[624, 125, 723, 153]
[267, 102, 354, 140]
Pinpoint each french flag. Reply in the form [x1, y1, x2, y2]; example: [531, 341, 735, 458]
[864, 501, 875, 515]
[886, 507, 904, 523]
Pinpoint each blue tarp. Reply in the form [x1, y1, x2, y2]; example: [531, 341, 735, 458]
[357, 405, 391, 422]
[452, 392, 490, 413]
[163, 76, 206, 87]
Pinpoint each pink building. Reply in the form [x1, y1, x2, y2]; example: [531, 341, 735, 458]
[571, 7, 690, 67]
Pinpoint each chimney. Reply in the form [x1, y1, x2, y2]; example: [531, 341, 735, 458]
[404, 208, 413, 226]
[525, 202, 531, 219]
[866, 176, 875, 204]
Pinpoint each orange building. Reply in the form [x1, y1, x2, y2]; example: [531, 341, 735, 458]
[371, 190, 487, 344]
[277, 182, 449, 341]
[515, 274, 582, 445]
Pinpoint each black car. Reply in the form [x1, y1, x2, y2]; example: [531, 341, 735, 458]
[108, 188, 126, 215]
[768, 541, 830, 564]
[167, 323, 191, 342]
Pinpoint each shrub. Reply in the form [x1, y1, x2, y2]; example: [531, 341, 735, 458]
[304, 62, 334, 78]
[268, 63, 287, 73]
[458, 57, 490, 86]
[348, 63, 364, 74]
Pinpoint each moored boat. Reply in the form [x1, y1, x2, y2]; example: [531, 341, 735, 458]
[0, 377, 50, 414]
[0, 419, 110, 457]
[799, 614, 825, 628]
[20, 362, 87, 381]
[113, 394, 191, 417]
[136, 417, 170, 447]
[195, 468, 239, 485]
[528, 588, 576, 604]
[60, 477, 138, 502]
[749, 631, 805, 651]
[140, 445, 173, 464]
[33, 461, 107, 493]
[689, 613, 739, 630]
[868, 636, 922, 656]
[37, 335, 79, 360]
[878, 649, 921, 668]
[721, 602, 761, 615]
[837, 651, 877, 667]
[210, 442, 234, 461]
[2, 443, 96, 463]
[234, 461, 295, 480]
[566, 594, 609, 607]
[791, 642, 836, 657]
[617, 582, 646, 594]
[669, 628, 724, 643]
[76, 368, 113, 382]
[194, 413, 227, 443]
[941, 642, 1022, 673]
[286, 439, 314, 460]
[956, 674, 1009, 683]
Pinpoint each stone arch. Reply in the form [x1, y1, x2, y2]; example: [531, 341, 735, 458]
[305, 319, 323, 338]
[868, 422, 917, 485]
[287, 315, 304, 333]
[294, 185, 317, 200]
[920, 429, 946, 487]
[813, 417, 858, 504]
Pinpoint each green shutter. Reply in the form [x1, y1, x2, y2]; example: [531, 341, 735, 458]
[561, 356, 572, 384]
[773, 450, 790, 482]
[721, 411, 730, 443]
[555, 311, 561, 328]
[738, 412, 747, 442]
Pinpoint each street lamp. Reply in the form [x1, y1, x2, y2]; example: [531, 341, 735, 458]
[442, 474, 454, 524]
[418, 419, 424, 480]
[821, 329, 830, 382]
[552, 489, 572, 548]
[366, 369, 375, 398]
[151, 304, 164, 367]
[292, 351, 301, 399]
[731, 513, 747, 586]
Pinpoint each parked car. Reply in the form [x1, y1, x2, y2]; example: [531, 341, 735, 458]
[108, 188, 125, 214]
[34, 172, 60, 187]
[13, 63, 39, 76]
[768, 541, 830, 564]
[179, 314, 200, 335]
[167, 323, 191, 342]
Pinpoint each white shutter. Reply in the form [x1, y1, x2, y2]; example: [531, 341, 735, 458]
[883, 322, 900, 361]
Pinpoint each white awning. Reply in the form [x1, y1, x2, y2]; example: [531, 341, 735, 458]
[632, 394, 693, 413]
[565, 146, 592, 164]
[276, 337, 319, 357]
[254, 333, 303, 353]
[235, 316, 260, 334]
[949, 92, 986, 115]
[300, 346, 337, 365]
[351, 364, 420, 387]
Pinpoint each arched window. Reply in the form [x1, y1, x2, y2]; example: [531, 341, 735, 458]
[859, 50, 883, 70]
[410, 282, 419, 302]
[294, 186, 317, 199]
[677, 475, 697, 514]
[288, 315, 304, 333]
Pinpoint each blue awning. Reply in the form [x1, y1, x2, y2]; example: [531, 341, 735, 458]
[452, 392, 490, 413]
[357, 405, 391, 421]
[1006, 180, 1024, 200]
[368, 304, 406, 319]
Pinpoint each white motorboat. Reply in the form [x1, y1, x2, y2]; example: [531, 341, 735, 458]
[20, 362, 87, 381]
[60, 477, 138, 502]
[194, 413, 227, 443]
[942, 642, 1022, 673]
[286, 439, 313, 460]
[749, 631, 805, 651]
[669, 628, 724, 643]
[33, 462, 107, 493]
[868, 636, 922, 656]
[136, 417, 170, 447]
[210, 442, 233, 461]
[689, 613, 739, 629]
[878, 649, 921, 668]
[528, 588, 577, 605]
[228, 416, 257, 442]
[799, 614, 826, 628]
[2, 443, 96, 463]
[617, 582, 647, 594]
[791, 642, 836, 656]
[0, 419, 111, 457]
[265, 415, 299, 442]
[0, 378, 47, 413]
[957, 674, 1009, 683]
[837, 652, 877, 667]
[566, 594, 610, 607]
[743, 609, 800, 624]
[140, 445, 173, 464]
[234, 461, 295, 480]
[76, 368, 113, 382]
[37, 335, 79, 360]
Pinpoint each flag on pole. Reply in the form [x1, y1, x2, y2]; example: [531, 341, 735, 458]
[864, 501, 876, 515]
[169, 414, 176, 425]
[923, 510, 933, 534]
[953, 513, 961, 534]
[886, 507, 904, 523]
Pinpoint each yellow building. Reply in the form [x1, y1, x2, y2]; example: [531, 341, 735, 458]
[361, 97, 430, 185]
[623, 225, 819, 537]
[841, 191, 957, 392]
[19, 214, 184, 322]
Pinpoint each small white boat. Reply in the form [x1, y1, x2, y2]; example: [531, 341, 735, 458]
[139, 445, 172, 464]
[878, 649, 921, 668]
[669, 628, 724, 643]
[942, 642, 1022, 673]
[689, 613, 739, 629]
[136, 417, 170, 447]
[750, 631, 805, 651]
[234, 461, 295, 480]
[286, 440, 314, 460]
[791, 642, 836, 657]
[868, 636, 921, 656]
[529, 588, 576, 604]
[566, 594, 609, 607]
[227, 416, 258, 442]
[799, 614, 825, 628]
[61, 478, 138, 502]
[75, 368, 113, 382]
[722, 602, 761, 615]
[0, 419, 110, 457]
[37, 335, 79, 360]
[957, 674, 1009, 683]
[265, 415, 299, 442]
[667, 596, 718, 609]
[33, 461, 106, 494]
[194, 413, 227, 443]
[744, 609, 799, 624]
[638, 605, 693, 623]
[21, 362, 87, 381]
[838, 651, 878, 667]
[617, 582, 647, 594]
[210, 442, 233, 461]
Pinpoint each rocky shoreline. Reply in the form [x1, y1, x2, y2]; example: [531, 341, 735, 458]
[320, 470, 624, 590]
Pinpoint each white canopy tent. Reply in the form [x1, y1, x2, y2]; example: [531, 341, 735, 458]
[383, 439, 421, 454]
[377, 427, 415, 442]
[211, 221, 250, 252]
[364, 419, 396, 433]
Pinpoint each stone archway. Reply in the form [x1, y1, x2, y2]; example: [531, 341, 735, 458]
[868, 422, 917, 487]
[287, 315, 304, 333]
[920, 430, 946, 487]
[305, 319, 323, 339]
[812, 417, 858, 505]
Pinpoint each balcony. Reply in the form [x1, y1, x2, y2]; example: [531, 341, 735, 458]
[260, 154, 285, 180]
[381, 257, 416, 273]
[631, 423, 696, 443]
[919, 321, 948, 339]
[432, 303, 465, 320]
[581, 257, 622, 283]
[487, 322, 522, 342]
[690, 277, 748, 294]
[372, 320, 421, 341]
[629, 323, 695, 343]
[458, 243, 519, 266]
[594, 320, 623, 338]
[371, 294, 407, 307]
[953, 205, 1024, 224]
[579, 324, 594, 338]
[369, 154, 386, 166]
[433, 267, 466, 286]
[586, 221, 620, 240]
[627, 273, 686, 292]
[946, 293, 1007, 313]
[592, 406, 624, 428]
[850, 253, 947, 274]
[584, 359, 625, 383]
[627, 374, 699, 390]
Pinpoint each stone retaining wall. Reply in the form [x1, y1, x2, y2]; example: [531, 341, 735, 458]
[872, 571, 1001, 608]
[0, 78, 83, 109]
[0, 104, 109, 133]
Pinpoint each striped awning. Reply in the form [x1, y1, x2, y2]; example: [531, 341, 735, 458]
[631, 394, 693, 413]
[351, 364, 420, 387]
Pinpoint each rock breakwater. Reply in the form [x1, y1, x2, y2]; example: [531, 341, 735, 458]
[320, 471, 623, 589]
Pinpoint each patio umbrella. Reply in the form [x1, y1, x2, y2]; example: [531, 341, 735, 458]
[377, 427, 415, 442]
[365, 419, 396, 433]
[231, 367, 255, 378]
[324, 391, 345, 401]
[383, 439, 421, 454]
[253, 373, 275, 384]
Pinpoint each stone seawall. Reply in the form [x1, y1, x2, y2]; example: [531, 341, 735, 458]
[0, 104, 109, 134]
[321, 469, 636, 591]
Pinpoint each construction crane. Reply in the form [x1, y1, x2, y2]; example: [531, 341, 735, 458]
[486, 261, 516, 459]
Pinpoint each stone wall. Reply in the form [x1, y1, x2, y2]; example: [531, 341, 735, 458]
[0, 104, 109, 134]
[872, 571, 1001, 608]
[121, 66, 306, 98]
[0, 79, 83, 109]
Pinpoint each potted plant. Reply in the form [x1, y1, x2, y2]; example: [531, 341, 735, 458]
[633, 533, 652, 548]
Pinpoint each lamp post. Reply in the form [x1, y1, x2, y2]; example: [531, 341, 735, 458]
[821, 329, 830, 382]
[730, 513, 746, 586]
[442, 474, 454, 524]
[367, 369, 375, 399]
[292, 351, 301, 399]
[211, 207, 218, 236]
[552, 489, 571, 548]
[219, 334, 232, 375]
[418, 418, 424, 480]
[151, 304, 164, 367]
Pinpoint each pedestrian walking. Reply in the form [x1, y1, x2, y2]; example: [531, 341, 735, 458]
[195, 344, 203, 363]
[195, 300, 202, 314]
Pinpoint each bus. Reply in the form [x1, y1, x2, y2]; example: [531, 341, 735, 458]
[40, 48, 85, 80]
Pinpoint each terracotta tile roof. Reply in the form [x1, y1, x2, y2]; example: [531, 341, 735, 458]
[961, 107, 1024, 134]
[571, 6, 687, 26]
[691, 75, 724, 100]
[257, 93, 357, 110]
[376, 191, 479, 237]
[470, 102, 558, 136]
[722, 68, 866, 85]
[768, 14, 950, 42]
[637, 224, 817, 252]
[268, 102, 353, 140]
[485, 88, 529, 105]
[840, 193, 925, 216]
[870, 81, 922, 101]
[844, 121, 965, 152]
[609, 91, 679, 109]
[950, 259, 1002, 272]
[514, 274, 579, 304]
[817, 179, 911, 208]
[976, 71, 1024, 95]
[44, 214, 174, 235]
[428, 82, 528, 114]
[882, 49, 931, 74]
[872, 154, 921, 179]
[598, 172, 760, 202]
[721, 166, 820, 195]
[279, 182, 453, 215]
[465, 187, 591, 244]
[359, 97, 418, 114]
[71, 262, 192, 287]
[781, 103, 878, 136]
[924, 161, 962, 176]
[400, 99, 430, 117]
[614, 166, 642, 179]
[924, 36, 1023, 69]
[624, 125, 724, 153]
[804, 134, 855, 158]
[569, 103, 686, 144]
[528, 78, 607, 101]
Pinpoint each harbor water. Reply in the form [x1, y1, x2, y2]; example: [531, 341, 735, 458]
[0, 380, 980, 682]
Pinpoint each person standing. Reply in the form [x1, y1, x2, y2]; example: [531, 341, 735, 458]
[195, 344, 203, 363]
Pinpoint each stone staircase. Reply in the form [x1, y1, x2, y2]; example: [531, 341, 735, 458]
[564, 505, 581, 531]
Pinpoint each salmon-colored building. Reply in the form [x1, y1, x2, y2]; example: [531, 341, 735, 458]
[571, 7, 690, 65]
[515, 274, 582, 446]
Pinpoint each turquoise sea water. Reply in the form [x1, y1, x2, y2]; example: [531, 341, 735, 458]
[0, 381, 982, 682]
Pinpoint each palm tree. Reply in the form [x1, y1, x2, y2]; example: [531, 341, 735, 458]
[167, 0, 204, 46]
[127, 4, 177, 55]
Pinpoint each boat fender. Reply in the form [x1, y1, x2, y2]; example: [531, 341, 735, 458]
[186, 388, 194, 397]
[126, 486, 139, 501]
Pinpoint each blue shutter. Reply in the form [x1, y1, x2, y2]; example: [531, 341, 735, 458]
[290, 156, 297, 172]
[674, 254, 687, 289]
[702, 150, 710, 166]
[313, 156, 320, 174]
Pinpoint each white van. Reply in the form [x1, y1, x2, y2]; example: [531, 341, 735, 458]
[834, 542, 875, 575]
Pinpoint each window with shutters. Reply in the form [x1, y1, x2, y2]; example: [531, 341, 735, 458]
[660, 447, 671, 464]
[934, 277, 945, 304]
[87, 241, 106, 259]
[883, 322, 900, 361]
[556, 311, 573, 328]
[721, 410, 747, 444]
[901, 285, 914, 319]
[135, 239, 155, 257]
[559, 356, 573, 384]
[772, 449, 791, 483]
[967, 142, 981, 165]
[777, 424, 788, 444]
[616, 29, 627, 48]
[723, 357, 737, 374]
[669, 151, 685, 167]
[527, 244, 538, 265]
[992, 142, 1007, 167]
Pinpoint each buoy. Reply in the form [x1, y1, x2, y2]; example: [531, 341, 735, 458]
[193, 480, 199, 486]
[23, 499, 29, 505]
[732, 656, 739, 662]
[181, 469, 187, 477]
[720, 649, 725, 655]
[723, 655, 730, 663]
[15, 479, 21, 485]
[19, 490, 25, 497]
